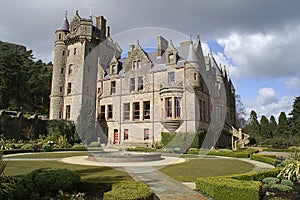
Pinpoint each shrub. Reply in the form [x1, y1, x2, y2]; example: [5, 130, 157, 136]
[10, 168, 81, 200]
[21, 144, 37, 152]
[161, 132, 176, 147]
[196, 176, 262, 200]
[270, 184, 292, 192]
[103, 181, 154, 200]
[88, 141, 100, 147]
[231, 168, 283, 181]
[126, 146, 156, 152]
[72, 144, 87, 150]
[262, 177, 280, 185]
[250, 154, 277, 166]
[277, 158, 298, 167]
[280, 179, 293, 187]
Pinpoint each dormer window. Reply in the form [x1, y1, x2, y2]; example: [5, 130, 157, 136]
[111, 64, 117, 75]
[132, 60, 141, 69]
[167, 52, 177, 64]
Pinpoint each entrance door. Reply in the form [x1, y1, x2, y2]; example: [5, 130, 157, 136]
[113, 129, 119, 144]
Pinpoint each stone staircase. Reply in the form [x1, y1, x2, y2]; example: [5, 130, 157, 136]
[230, 127, 250, 150]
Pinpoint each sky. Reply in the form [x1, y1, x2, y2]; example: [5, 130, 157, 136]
[0, 0, 299, 122]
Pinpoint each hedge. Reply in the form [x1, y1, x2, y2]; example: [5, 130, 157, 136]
[250, 154, 277, 166]
[10, 168, 80, 200]
[126, 146, 156, 152]
[196, 176, 262, 200]
[208, 150, 250, 158]
[230, 168, 283, 181]
[103, 181, 154, 200]
[2, 149, 33, 155]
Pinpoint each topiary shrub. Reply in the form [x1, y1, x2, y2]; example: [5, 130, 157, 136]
[103, 181, 154, 200]
[188, 148, 200, 155]
[9, 168, 80, 200]
[88, 141, 100, 147]
[262, 177, 280, 185]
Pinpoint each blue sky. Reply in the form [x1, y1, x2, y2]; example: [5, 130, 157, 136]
[0, 0, 299, 122]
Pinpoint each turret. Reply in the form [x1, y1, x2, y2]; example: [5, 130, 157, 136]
[185, 42, 201, 89]
[49, 12, 69, 119]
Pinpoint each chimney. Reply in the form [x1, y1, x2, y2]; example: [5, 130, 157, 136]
[106, 26, 110, 37]
[157, 36, 168, 57]
[128, 44, 135, 58]
[96, 16, 106, 30]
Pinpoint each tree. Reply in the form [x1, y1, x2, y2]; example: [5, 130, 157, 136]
[235, 94, 247, 128]
[260, 115, 271, 142]
[277, 112, 291, 145]
[269, 115, 277, 137]
[244, 110, 261, 144]
[289, 96, 300, 145]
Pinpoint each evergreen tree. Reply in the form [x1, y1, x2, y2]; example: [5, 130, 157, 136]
[289, 96, 300, 145]
[244, 110, 261, 144]
[269, 115, 277, 137]
[260, 115, 271, 142]
[277, 112, 290, 145]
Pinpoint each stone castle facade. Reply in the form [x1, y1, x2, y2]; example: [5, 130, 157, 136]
[49, 11, 237, 147]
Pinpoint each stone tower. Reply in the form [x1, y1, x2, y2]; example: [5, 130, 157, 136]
[49, 11, 120, 122]
[49, 12, 69, 120]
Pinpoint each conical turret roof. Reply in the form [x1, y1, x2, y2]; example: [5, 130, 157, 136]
[57, 11, 69, 31]
[186, 43, 199, 63]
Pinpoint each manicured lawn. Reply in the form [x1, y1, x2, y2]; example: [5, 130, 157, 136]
[159, 158, 254, 182]
[4, 160, 133, 183]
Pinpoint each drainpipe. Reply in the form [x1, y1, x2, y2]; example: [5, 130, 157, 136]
[119, 77, 122, 146]
[184, 65, 187, 134]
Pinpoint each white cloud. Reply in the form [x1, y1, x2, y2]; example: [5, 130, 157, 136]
[285, 77, 300, 90]
[245, 87, 293, 120]
[217, 25, 300, 79]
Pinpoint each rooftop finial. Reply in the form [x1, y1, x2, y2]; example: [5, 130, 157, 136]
[89, 4, 93, 18]
[189, 34, 192, 41]
[65, 10, 68, 19]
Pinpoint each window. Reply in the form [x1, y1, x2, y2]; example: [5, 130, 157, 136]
[66, 105, 71, 119]
[58, 111, 62, 119]
[130, 78, 135, 92]
[110, 81, 116, 94]
[138, 77, 143, 91]
[175, 98, 181, 118]
[111, 64, 116, 74]
[132, 60, 141, 69]
[168, 54, 174, 63]
[68, 64, 73, 74]
[100, 105, 105, 119]
[97, 87, 101, 94]
[194, 73, 197, 80]
[123, 103, 130, 120]
[168, 72, 175, 83]
[67, 82, 72, 94]
[133, 102, 140, 121]
[67, 50, 70, 56]
[165, 98, 172, 118]
[74, 48, 77, 55]
[143, 101, 150, 120]
[108, 105, 113, 119]
[61, 67, 64, 74]
[144, 129, 149, 140]
[124, 129, 129, 140]
[216, 106, 221, 120]
[59, 86, 63, 93]
[215, 82, 221, 97]
[62, 51, 65, 56]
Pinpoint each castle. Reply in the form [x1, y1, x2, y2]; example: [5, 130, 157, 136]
[49, 11, 239, 148]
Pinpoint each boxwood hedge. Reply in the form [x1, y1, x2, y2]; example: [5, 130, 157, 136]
[250, 154, 277, 166]
[103, 181, 154, 200]
[196, 177, 262, 200]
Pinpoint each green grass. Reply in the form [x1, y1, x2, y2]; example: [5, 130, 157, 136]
[5, 151, 88, 158]
[159, 158, 254, 182]
[4, 160, 133, 183]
